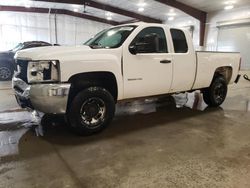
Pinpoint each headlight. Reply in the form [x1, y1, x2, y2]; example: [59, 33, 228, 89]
[27, 60, 60, 83]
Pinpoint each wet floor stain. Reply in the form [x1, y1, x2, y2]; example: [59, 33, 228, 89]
[0, 91, 208, 158]
[0, 89, 250, 159]
[0, 111, 38, 157]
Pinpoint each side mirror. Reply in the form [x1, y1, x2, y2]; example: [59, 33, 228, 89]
[129, 45, 137, 55]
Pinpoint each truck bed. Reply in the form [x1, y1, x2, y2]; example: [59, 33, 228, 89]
[192, 51, 241, 90]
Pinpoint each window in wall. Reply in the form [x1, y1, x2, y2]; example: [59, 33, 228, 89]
[130, 27, 168, 53]
[170, 29, 188, 53]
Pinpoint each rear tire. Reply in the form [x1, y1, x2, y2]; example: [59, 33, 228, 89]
[0, 63, 13, 81]
[203, 75, 228, 107]
[67, 87, 115, 136]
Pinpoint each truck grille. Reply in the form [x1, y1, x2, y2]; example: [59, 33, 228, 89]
[16, 60, 28, 83]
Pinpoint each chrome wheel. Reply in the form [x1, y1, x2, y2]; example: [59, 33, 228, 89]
[80, 97, 106, 129]
[0, 66, 11, 80]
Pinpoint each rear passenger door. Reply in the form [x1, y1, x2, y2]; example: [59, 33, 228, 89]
[170, 29, 196, 92]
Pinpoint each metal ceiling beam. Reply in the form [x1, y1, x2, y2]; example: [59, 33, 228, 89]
[32, 0, 162, 23]
[0, 5, 119, 25]
[155, 0, 207, 46]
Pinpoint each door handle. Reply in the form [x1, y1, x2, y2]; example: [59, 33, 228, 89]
[160, 59, 171, 64]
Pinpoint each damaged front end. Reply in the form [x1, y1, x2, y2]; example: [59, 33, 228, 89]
[12, 59, 71, 114]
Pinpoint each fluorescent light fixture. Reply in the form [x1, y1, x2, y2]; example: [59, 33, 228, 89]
[224, 0, 236, 5]
[74, 8, 78, 12]
[224, 5, 234, 10]
[169, 8, 174, 13]
[72, 4, 79, 7]
[167, 9, 177, 16]
[105, 12, 113, 17]
[167, 12, 177, 16]
[168, 17, 174, 21]
[137, 2, 147, 7]
[24, 0, 32, 8]
[138, 7, 144, 12]
[25, 4, 31, 8]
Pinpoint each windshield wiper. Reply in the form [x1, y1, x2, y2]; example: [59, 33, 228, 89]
[89, 44, 104, 49]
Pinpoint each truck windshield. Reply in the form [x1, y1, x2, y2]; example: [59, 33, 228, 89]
[84, 25, 137, 49]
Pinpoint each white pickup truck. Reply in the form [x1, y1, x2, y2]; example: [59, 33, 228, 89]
[13, 22, 241, 135]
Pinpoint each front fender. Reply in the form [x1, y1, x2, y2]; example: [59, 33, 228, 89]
[59, 54, 123, 100]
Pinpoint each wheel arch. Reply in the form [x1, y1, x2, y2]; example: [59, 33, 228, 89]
[67, 71, 118, 111]
[213, 66, 233, 84]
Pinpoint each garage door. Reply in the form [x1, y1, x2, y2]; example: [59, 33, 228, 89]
[217, 24, 250, 70]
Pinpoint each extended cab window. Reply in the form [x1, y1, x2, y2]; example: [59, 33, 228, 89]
[170, 29, 188, 53]
[130, 27, 168, 53]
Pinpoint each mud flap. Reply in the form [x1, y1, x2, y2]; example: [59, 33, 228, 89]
[235, 74, 241, 83]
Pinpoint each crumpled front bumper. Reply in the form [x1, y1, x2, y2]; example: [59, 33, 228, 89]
[12, 77, 71, 114]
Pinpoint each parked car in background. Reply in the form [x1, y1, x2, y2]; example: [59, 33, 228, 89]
[0, 41, 52, 81]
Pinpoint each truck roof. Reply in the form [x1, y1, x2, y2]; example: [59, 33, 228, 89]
[116, 22, 170, 28]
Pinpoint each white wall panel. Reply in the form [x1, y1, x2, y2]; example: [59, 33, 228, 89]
[217, 25, 250, 69]
[21, 27, 37, 41]
[37, 29, 49, 42]
[205, 6, 250, 51]
[0, 11, 110, 50]
[205, 6, 250, 69]
[2, 25, 21, 48]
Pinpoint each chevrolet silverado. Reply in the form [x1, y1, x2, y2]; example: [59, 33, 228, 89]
[12, 22, 241, 135]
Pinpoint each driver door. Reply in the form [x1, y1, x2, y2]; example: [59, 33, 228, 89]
[123, 26, 173, 99]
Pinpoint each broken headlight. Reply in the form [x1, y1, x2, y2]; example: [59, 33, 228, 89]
[27, 60, 60, 83]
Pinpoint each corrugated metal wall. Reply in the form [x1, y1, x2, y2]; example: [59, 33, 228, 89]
[217, 24, 250, 70]
[0, 11, 110, 50]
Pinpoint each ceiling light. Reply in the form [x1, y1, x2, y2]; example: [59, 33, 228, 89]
[167, 12, 177, 16]
[72, 4, 79, 7]
[24, 0, 32, 8]
[169, 8, 174, 13]
[168, 17, 174, 21]
[107, 16, 112, 20]
[138, 7, 144, 12]
[224, 1, 236, 5]
[105, 12, 113, 17]
[137, 2, 147, 7]
[224, 5, 234, 10]
[74, 8, 78, 12]
[25, 4, 31, 8]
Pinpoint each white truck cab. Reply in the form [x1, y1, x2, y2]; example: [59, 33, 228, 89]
[13, 22, 241, 135]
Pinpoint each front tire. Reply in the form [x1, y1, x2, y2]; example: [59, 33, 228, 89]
[67, 87, 115, 136]
[203, 75, 228, 107]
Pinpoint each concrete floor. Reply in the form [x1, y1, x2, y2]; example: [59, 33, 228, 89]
[0, 73, 250, 188]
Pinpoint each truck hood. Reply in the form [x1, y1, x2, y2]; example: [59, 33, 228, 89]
[15, 45, 92, 60]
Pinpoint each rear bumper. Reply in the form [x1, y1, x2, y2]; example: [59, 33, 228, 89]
[12, 77, 71, 114]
